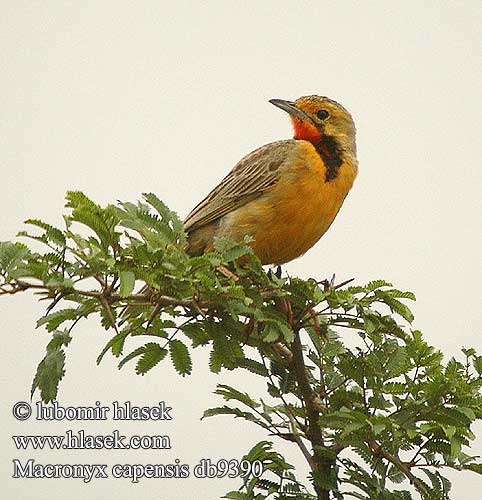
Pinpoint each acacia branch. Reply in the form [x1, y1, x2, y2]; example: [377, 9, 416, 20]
[286, 410, 314, 468]
[1, 278, 284, 312]
[290, 328, 331, 500]
[367, 439, 429, 495]
[291, 331, 324, 446]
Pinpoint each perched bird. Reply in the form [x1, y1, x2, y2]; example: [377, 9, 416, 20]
[184, 95, 358, 264]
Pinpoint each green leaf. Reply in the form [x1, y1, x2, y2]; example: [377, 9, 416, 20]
[119, 270, 135, 297]
[473, 356, 482, 375]
[97, 330, 129, 364]
[223, 244, 253, 263]
[209, 348, 223, 374]
[65, 191, 119, 252]
[456, 407, 476, 421]
[182, 323, 210, 347]
[262, 322, 280, 342]
[463, 463, 482, 475]
[118, 346, 146, 369]
[261, 318, 294, 344]
[31, 350, 66, 403]
[450, 435, 462, 458]
[223, 492, 250, 500]
[169, 339, 192, 376]
[24, 219, 66, 246]
[215, 384, 260, 409]
[366, 279, 393, 291]
[340, 420, 367, 438]
[0, 241, 31, 278]
[36, 309, 79, 332]
[143, 192, 186, 245]
[136, 343, 167, 375]
[383, 382, 407, 394]
[387, 465, 405, 484]
[202, 406, 269, 430]
[237, 358, 268, 377]
[211, 332, 244, 370]
[385, 346, 407, 376]
[3, 190, 482, 500]
[31, 330, 71, 402]
[376, 293, 414, 322]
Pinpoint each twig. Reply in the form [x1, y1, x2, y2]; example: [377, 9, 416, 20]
[290, 328, 331, 500]
[259, 352, 312, 464]
[287, 410, 314, 468]
[291, 331, 324, 446]
[2, 279, 282, 313]
[100, 296, 119, 334]
[366, 439, 429, 495]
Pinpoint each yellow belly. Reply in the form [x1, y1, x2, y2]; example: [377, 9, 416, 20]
[221, 143, 357, 264]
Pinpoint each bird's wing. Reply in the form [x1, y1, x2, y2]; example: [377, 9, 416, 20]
[184, 140, 296, 232]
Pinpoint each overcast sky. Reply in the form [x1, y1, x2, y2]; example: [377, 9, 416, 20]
[1, 2, 481, 498]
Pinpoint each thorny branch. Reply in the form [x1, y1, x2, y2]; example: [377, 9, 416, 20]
[290, 326, 332, 500]
[367, 439, 430, 496]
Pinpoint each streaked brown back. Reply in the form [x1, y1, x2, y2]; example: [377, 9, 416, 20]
[184, 140, 297, 233]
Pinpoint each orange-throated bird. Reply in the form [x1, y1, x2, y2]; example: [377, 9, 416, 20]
[184, 95, 357, 264]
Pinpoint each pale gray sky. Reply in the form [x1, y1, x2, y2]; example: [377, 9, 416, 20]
[1, 1, 481, 498]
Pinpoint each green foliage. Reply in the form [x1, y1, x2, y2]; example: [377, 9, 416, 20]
[1, 191, 481, 499]
[135, 342, 168, 375]
[31, 330, 71, 402]
[169, 339, 192, 376]
[223, 441, 315, 500]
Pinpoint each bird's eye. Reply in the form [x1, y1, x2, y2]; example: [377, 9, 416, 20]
[316, 109, 329, 120]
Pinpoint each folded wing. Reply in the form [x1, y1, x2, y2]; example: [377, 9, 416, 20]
[184, 140, 296, 232]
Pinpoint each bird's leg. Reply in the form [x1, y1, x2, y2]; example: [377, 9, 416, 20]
[267, 265, 283, 280]
[275, 265, 282, 279]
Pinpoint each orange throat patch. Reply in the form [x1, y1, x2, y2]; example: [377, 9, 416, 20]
[291, 118, 322, 143]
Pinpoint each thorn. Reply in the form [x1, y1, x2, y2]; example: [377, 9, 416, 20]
[320, 274, 355, 291]
[333, 277, 355, 290]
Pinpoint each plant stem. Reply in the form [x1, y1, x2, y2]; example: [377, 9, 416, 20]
[290, 328, 333, 500]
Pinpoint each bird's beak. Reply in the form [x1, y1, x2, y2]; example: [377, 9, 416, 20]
[269, 99, 310, 121]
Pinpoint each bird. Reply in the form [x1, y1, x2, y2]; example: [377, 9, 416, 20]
[184, 95, 358, 265]
[120, 95, 357, 323]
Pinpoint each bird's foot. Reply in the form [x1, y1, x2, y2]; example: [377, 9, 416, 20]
[267, 265, 283, 280]
[275, 265, 282, 279]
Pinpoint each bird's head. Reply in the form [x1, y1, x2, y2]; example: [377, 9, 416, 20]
[269, 95, 356, 156]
